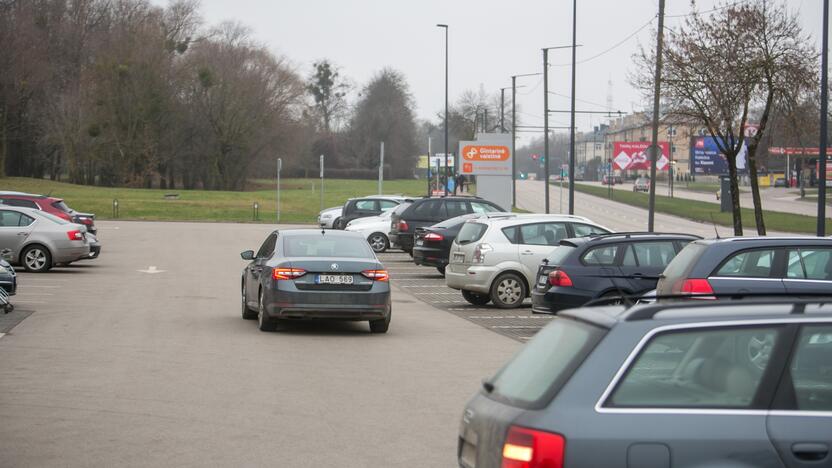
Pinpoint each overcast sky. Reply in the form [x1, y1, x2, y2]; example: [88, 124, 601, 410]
[153, 0, 826, 145]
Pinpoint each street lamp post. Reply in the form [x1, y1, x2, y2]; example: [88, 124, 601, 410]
[437, 24, 450, 196]
[542, 45, 573, 214]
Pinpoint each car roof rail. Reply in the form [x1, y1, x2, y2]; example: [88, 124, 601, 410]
[587, 232, 703, 240]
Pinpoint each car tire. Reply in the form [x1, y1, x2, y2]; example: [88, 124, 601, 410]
[333, 218, 343, 230]
[369, 308, 391, 334]
[257, 289, 276, 332]
[490, 273, 526, 309]
[462, 290, 490, 306]
[368, 233, 389, 253]
[21, 245, 51, 273]
[437, 265, 446, 276]
[241, 282, 257, 320]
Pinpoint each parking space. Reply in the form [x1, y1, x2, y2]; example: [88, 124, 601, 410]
[380, 251, 554, 342]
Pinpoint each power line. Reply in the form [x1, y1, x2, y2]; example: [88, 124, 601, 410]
[664, 0, 753, 18]
[549, 16, 656, 67]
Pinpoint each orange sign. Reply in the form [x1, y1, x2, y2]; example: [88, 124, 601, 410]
[462, 162, 473, 173]
[461, 145, 510, 162]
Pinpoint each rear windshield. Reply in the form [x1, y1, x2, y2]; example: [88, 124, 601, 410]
[487, 318, 606, 408]
[657, 242, 708, 292]
[457, 222, 488, 245]
[35, 211, 70, 225]
[283, 235, 373, 258]
[51, 200, 71, 212]
[434, 214, 476, 229]
[545, 245, 576, 266]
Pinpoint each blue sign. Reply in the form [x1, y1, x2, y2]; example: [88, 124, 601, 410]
[691, 137, 747, 175]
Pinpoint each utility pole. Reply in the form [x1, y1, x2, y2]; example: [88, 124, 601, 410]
[500, 87, 508, 133]
[647, 0, 666, 232]
[378, 141, 385, 195]
[484, 109, 489, 133]
[511, 78, 516, 207]
[427, 136, 432, 197]
[819, 0, 829, 236]
[276, 158, 282, 223]
[543, 48, 551, 214]
[319, 154, 325, 213]
[568, 0, 577, 215]
[437, 24, 450, 196]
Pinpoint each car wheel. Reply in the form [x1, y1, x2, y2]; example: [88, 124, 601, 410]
[490, 273, 526, 309]
[333, 218, 343, 230]
[257, 289, 276, 332]
[462, 290, 490, 306]
[368, 233, 389, 253]
[21, 245, 51, 273]
[601, 291, 626, 305]
[436, 265, 446, 276]
[369, 307, 391, 334]
[241, 282, 257, 320]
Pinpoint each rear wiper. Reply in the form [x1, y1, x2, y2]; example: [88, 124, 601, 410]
[482, 378, 495, 393]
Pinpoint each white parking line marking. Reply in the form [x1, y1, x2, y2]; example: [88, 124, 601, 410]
[490, 326, 544, 329]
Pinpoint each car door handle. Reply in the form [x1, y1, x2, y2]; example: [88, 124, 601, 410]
[792, 443, 829, 461]
[17, 232, 27, 236]
[521, 250, 534, 255]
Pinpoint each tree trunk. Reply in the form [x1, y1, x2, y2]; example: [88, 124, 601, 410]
[727, 154, 743, 236]
[746, 147, 767, 235]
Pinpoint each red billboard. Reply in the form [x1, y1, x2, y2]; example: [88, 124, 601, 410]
[612, 141, 670, 171]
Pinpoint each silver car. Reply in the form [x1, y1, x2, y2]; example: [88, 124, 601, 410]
[0, 206, 91, 272]
[317, 206, 343, 229]
[445, 214, 611, 308]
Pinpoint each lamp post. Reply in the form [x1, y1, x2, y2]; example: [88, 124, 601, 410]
[542, 45, 573, 214]
[437, 24, 450, 196]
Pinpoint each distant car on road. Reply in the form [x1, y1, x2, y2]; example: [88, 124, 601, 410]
[657, 237, 832, 298]
[317, 206, 343, 229]
[0, 191, 97, 235]
[334, 196, 406, 229]
[0, 206, 91, 272]
[344, 208, 398, 253]
[240, 229, 392, 333]
[774, 177, 788, 187]
[601, 174, 623, 185]
[632, 177, 650, 192]
[532, 232, 700, 314]
[445, 214, 611, 308]
[458, 297, 832, 468]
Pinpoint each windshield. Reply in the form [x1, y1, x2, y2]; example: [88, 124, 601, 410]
[51, 200, 71, 212]
[545, 245, 576, 266]
[456, 222, 488, 244]
[283, 235, 374, 258]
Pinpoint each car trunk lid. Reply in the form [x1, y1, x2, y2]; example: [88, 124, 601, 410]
[284, 257, 381, 291]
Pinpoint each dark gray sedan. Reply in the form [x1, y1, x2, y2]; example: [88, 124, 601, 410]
[240, 229, 392, 333]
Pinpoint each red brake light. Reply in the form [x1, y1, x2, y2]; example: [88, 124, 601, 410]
[678, 278, 715, 299]
[272, 268, 306, 280]
[398, 220, 409, 232]
[66, 230, 83, 241]
[361, 269, 389, 281]
[57, 212, 72, 221]
[547, 270, 573, 287]
[424, 232, 444, 242]
[501, 426, 565, 468]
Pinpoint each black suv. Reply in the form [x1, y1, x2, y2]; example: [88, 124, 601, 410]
[334, 196, 404, 229]
[389, 197, 504, 254]
[532, 233, 700, 314]
[657, 236, 832, 297]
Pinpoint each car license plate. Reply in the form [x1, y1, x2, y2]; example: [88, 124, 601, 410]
[316, 274, 354, 285]
[453, 252, 465, 263]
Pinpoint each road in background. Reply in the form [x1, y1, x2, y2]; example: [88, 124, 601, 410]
[0, 221, 519, 468]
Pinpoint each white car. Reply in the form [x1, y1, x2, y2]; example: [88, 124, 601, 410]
[345, 209, 398, 253]
[317, 206, 343, 229]
[445, 214, 612, 308]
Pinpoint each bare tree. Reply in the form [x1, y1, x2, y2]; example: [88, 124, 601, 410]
[307, 60, 350, 133]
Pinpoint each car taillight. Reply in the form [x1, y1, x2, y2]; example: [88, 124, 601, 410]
[424, 232, 444, 242]
[57, 212, 72, 221]
[398, 220, 409, 232]
[361, 269, 389, 281]
[472, 243, 493, 264]
[272, 268, 306, 280]
[548, 270, 573, 287]
[66, 230, 83, 241]
[678, 278, 715, 299]
[501, 426, 565, 468]
[79, 217, 93, 226]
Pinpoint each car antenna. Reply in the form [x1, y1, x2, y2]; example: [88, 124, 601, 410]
[708, 213, 721, 239]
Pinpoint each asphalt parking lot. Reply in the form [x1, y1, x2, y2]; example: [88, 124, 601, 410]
[379, 251, 554, 342]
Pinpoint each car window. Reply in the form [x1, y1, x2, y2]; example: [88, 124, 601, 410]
[519, 222, 568, 246]
[445, 200, 468, 218]
[632, 241, 679, 268]
[546, 245, 576, 266]
[572, 223, 609, 237]
[621, 244, 637, 266]
[283, 235, 373, 258]
[256, 234, 277, 258]
[502, 226, 520, 244]
[0, 198, 38, 209]
[787, 325, 832, 411]
[457, 223, 488, 245]
[355, 200, 376, 211]
[786, 249, 832, 280]
[0, 210, 34, 227]
[609, 326, 785, 409]
[716, 249, 777, 278]
[378, 200, 399, 210]
[471, 201, 500, 214]
[488, 318, 606, 407]
[582, 245, 619, 266]
[51, 200, 71, 212]
[411, 200, 439, 219]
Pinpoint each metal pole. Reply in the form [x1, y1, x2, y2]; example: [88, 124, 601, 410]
[319, 154, 324, 213]
[485, 109, 489, 133]
[543, 48, 550, 213]
[436, 24, 450, 196]
[511, 76, 517, 207]
[647, 0, 666, 232]
[427, 136, 432, 197]
[821, 0, 830, 236]
[378, 141, 384, 195]
[500, 88, 506, 133]
[668, 127, 673, 197]
[568, 0, 577, 215]
[277, 158, 282, 223]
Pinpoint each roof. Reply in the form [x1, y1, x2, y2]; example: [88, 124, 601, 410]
[0, 191, 47, 198]
[693, 237, 832, 247]
[275, 228, 364, 238]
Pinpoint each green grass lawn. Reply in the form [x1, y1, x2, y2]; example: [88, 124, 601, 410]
[574, 183, 831, 234]
[1, 177, 429, 223]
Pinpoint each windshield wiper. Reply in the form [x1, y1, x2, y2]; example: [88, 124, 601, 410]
[482, 378, 495, 393]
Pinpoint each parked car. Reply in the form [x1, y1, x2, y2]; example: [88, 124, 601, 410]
[0, 191, 97, 235]
[445, 214, 611, 308]
[390, 197, 504, 255]
[317, 206, 343, 229]
[657, 237, 832, 297]
[334, 196, 406, 229]
[0, 257, 16, 295]
[412, 213, 510, 276]
[0, 206, 91, 272]
[532, 233, 700, 314]
[458, 297, 832, 468]
[601, 175, 623, 185]
[240, 229, 391, 333]
[632, 177, 650, 192]
[344, 208, 398, 253]
[774, 177, 788, 187]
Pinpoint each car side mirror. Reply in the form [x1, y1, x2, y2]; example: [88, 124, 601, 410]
[240, 250, 255, 261]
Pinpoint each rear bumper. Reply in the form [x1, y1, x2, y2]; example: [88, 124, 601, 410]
[413, 246, 448, 267]
[54, 245, 91, 264]
[263, 284, 391, 321]
[394, 233, 414, 252]
[445, 264, 497, 294]
[531, 287, 592, 314]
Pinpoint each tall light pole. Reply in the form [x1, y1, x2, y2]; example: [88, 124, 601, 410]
[568, 0, 577, 215]
[647, 0, 666, 232]
[499, 86, 511, 133]
[437, 24, 450, 196]
[543, 45, 573, 214]
[818, 0, 829, 236]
